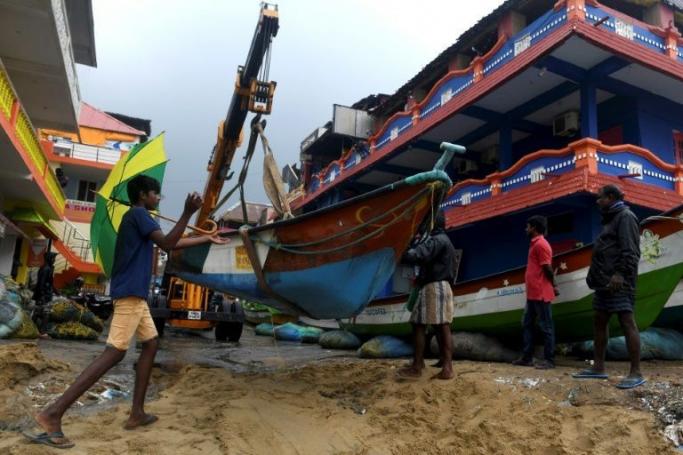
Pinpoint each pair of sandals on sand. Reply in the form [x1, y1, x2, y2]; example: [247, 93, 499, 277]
[572, 369, 646, 389]
[22, 414, 158, 449]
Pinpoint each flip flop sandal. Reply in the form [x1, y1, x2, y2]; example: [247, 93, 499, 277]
[572, 369, 609, 379]
[615, 377, 646, 389]
[23, 431, 75, 449]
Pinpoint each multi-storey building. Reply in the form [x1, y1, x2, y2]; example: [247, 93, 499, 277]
[293, 0, 683, 339]
[0, 0, 96, 286]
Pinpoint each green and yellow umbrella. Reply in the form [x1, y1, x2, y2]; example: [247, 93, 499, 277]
[91, 133, 168, 277]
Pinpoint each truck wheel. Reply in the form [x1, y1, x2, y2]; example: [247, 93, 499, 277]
[153, 318, 166, 337]
[149, 295, 166, 338]
[215, 322, 228, 341]
[215, 321, 243, 342]
[215, 301, 244, 342]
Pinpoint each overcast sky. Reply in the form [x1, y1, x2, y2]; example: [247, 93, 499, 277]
[77, 0, 503, 228]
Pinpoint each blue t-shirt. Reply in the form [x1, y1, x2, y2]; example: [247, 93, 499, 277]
[110, 207, 160, 299]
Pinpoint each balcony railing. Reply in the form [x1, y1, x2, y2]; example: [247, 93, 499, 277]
[51, 141, 123, 165]
[0, 65, 66, 215]
[442, 138, 683, 209]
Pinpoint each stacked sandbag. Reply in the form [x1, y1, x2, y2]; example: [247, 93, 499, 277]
[0, 275, 32, 307]
[0, 278, 38, 339]
[573, 327, 683, 360]
[430, 332, 518, 363]
[358, 336, 413, 358]
[1, 284, 22, 306]
[300, 326, 323, 344]
[0, 300, 23, 338]
[274, 322, 304, 342]
[319, 330, 361, 350]
[254, 322, 324, 344]
[47, 297, 104, 340]
[9, 309, 39, 339]
[255, 322, 276, 336]
[17, 287, 33, 307]
[48, 322, 99, 340]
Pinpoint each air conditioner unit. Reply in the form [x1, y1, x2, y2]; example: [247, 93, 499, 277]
[553, 111, 579, 137]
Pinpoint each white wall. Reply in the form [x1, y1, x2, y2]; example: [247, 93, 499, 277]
[0, 234, 17, 276]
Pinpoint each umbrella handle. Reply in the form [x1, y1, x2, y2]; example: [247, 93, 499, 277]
[104, 193, 218, 236]
[154, 213, 218, 236]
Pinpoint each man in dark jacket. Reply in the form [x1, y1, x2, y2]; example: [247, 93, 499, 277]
[398, 211, 457, 380]
[32, 252, 57, 336]
[573, 184, 644, 389]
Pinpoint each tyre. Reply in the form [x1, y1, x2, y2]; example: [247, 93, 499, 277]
[215, 321, 243, 342]
[148, 295, 167, 338]
[215, 301, 244, 342]
[153, 317, 166, 337]
[215, 321, 228, 341]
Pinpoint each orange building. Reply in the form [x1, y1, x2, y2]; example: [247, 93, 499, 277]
[40, 103, 150, 290]
[0, 0, 96, 286]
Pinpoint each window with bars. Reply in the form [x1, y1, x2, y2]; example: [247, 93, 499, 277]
[77, 180, 97, 202]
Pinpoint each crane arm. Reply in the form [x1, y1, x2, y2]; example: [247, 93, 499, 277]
[196, 3, 279, 229]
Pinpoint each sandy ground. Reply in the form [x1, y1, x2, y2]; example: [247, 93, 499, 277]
[0, 327, 681, 455]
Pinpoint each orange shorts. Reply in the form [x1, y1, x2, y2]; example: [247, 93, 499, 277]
[106, 297, 158, 350]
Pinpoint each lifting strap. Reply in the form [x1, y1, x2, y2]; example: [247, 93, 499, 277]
[238, 226, 309, 317]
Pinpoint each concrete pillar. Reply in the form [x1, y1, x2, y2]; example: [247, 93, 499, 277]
[571, 138, 600, 175]
[499, 125, 513, 170]
[675, 167, 683, 196]
[472, 57, 484, 83]
[580, 80, 598, 139]
[566, 0, 586, 21]
[490, 178, 502, 196]
[15, 238, 29, 284]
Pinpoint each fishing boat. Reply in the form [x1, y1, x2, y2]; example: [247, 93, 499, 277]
[654, 280, 683, 329]
[340, 207, 683, 342]
[287, 0, 683, 335]
[167, 145, 460, 320]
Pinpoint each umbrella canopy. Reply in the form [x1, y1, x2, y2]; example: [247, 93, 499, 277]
[91, 133, 168, 277]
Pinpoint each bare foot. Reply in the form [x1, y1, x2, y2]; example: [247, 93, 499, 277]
[397, 366, 423, 378]
[430, 369, 454, 380]
[124, 413, 158, 430]
[35, 411, 61, 434]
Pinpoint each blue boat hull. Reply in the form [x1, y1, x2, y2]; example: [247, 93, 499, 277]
[177, 247, 396, 319]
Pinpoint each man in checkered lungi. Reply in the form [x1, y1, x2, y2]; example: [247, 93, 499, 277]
[399, 211, 457, 380]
